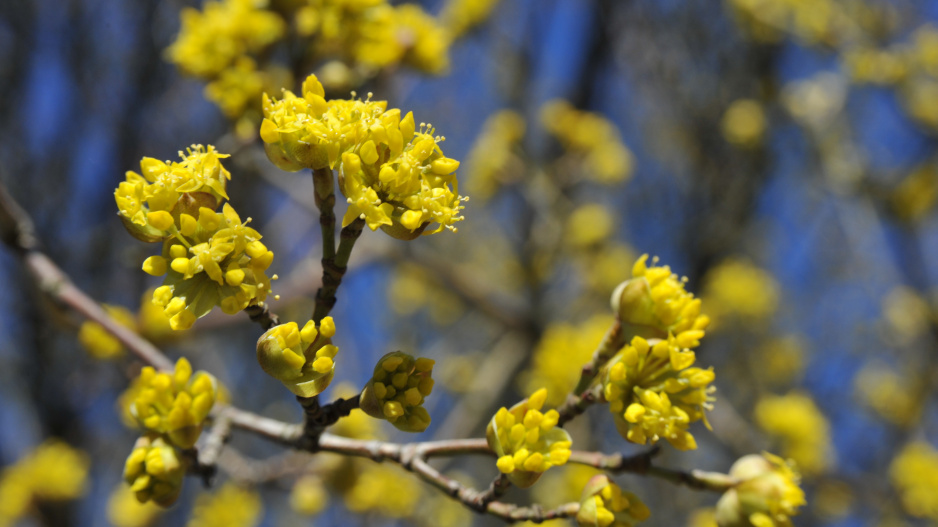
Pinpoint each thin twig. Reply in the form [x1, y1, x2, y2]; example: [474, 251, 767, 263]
[556, 383, 603, 427]
[312, 217, 365, 323]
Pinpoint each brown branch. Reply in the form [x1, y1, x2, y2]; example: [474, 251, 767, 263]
[556, 383, 603, 427]
[243, 302, 281, 331]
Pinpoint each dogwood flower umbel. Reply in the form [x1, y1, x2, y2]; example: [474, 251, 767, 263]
[260, 74, 466, 237]
[603, 336, 715, 450]
[576, 475, 650, 527]
[256, 317, 339, 397]
[144, 204, 275, 330]
[123, 436, 186, 507]
[129, 358, 217, 449]
[715, 453, 806, 527]
[360, 352, 435, 432]
[487, 388, 572, 488]
[612, 255, 710, 349]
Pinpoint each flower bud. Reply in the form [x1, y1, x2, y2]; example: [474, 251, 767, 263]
[129, 358, 217, 449]
[256, 318, 338, 397]
[576, 475, 650, 527]
[123, 436, 185, 507]
[715, 453, 805, 527]
[486, 388, 572, 488]
[360, 352, 434, 432]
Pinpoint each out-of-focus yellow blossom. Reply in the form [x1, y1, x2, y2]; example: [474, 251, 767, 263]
[261, 74, 465, 236]
[291, 475, 329, 516]
[130, 357, 217, 449]
[754, 392, 832, 475]
[360, 352, 435, 432]
[387, 262, 464, 325]
[188, 483, 262, 527]
[612, 255, 710, 348]
[146, 203, 275, 330]
[533, 464, 602, 516]
[812, 480, 853, 520]
[902, 77, 938, 130]
[256, 317, 339, 397]
[722, 99, 766, 148]
[576, 475, 651, 527]
[688, 508, 718, 527]
[440, 0, 501, 37]
[854, 363, 920, 427]
[487, 388, 572, 488]
[78, 304, 136, 359]
[891, 162, 938, 222]
[0, 440, 89, 526]
[166, 0, 285, 78]
[890, 441, 938, 521]
[542, 100, 634, 184]
[715, 453, 805, 527]
[758, 336, 805, 386]
[603, 336, 715, 451]
[465, 110, 526, 200]
[882, 286, 932, 342]
[843, 48, 907, 85]
[782, 72, 847, 130]
[566, 204, 615, 248]
[123, 436, 186, 507]
[204, 56, 266, 119]
[115, 145, 230, 243]
[727, 0, 893, 47]
[523, 315, 614, 406]
[701, 258, 778, 328]
[344, 463, 420, 517]
[107, 484, 163, 527]
[137, 288, 178, 342]
[580, 243, 636, 295]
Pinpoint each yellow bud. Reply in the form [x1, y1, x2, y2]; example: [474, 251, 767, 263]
[147, 211, 174, 231]
[319, 316, 336, 338]
[142, 256, 167, 276]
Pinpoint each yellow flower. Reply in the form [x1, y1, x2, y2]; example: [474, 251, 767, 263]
[360, 352, 435, 432]
[721, 99, 766, 148]
[129, 357, 217, 449]
[855, 363, 920, 427]
[344, 463, 421, 517]
[603, 336, 715, 451]
[754, 392, 832, 476]
[107, 485, 163, 527]
[487, 388, 572, 488]
[3, 440, 89, 503]
[891, 442, 938, 520]
[188, 483, 263, 527]
[123, 436, 186, 507]
[262, 75, 466, 236]
[523, 315, 614, 406]
[715, 453, 806, 527]
[576, 475, 650, 527]
[353, 4, 451, 74]
[166, 0, 285, 78]
[78, 304, 136, 360]
[612, 255, 710, 349]
[204, 56, 266, 119]
[757, 336, 805, 387]
[464, 109, 526, 200]
[700, 258, 779, 328]
[566, 204, 615, 248]
[290, 475, 328, 516]
[146, 203, 275, 330]
[541, 99, 634, 184]
[256, 317, 339, 397]
[115, 145, 230, 243]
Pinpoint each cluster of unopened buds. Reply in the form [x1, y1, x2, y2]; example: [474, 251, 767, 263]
[256, 317, 339, 397]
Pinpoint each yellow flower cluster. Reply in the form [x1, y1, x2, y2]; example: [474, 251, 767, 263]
[715, 453, 805, 527]
[202, 56, 266, 119]
[754, 392, 832, 476]
[255, 317, 339, 397]
[890, 441, 938, 521]
[523, 315, 614, 406]
[541, 99, 634, 184]
[614, 255, 710, 349]
[603, 336, 715, 451]
[107, 485, 163, 527]
[854, 364, 920, 427]
[360, 352, 435, 432]
[0, 439, 89, 527]
[576, 475, 651, 527]
[116, 146, 274, 330]
[701, 258, 779, 329]
[130, 358, 218, 449]
[440, 0, 502, 37]
[123, 436, 186, 507]
[188, 483, 263, 527]
[344, 463, 421, 518]
[727, 0, 892, 47]
[488, 388, 572, 488]
[261, 74, 466, 236]
[166, 0, 285, 78]
[296, 0, 451, 75]
[465, 110, 526, 200]
[290, 475, 329, 516]
[566, 204, 615, 249]
[721, 99, 766, 148]
[78, 289, 183, 360]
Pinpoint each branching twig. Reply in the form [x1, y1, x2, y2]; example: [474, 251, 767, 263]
[556, 383, 603, 427]
[312, 217, 365, 323]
